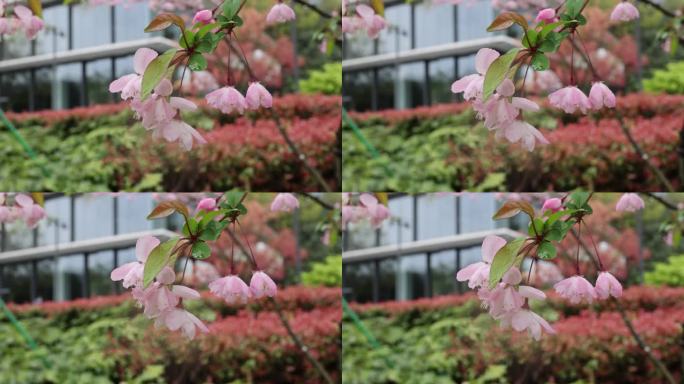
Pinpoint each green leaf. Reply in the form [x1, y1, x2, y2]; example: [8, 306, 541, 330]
[187, 53, 208, 71]
[196, 22, 219, 39]
[546, 221, 573, 241]
[530, 53, 550, 71]
[141, 49, 177, 100]
[199, 220, 227, 241]
[528, 218, 544, 236]
[182, 218, 199, 237]
[143, 237, 180, 288]
[488, 238, 526, 289]
[191, 241, 211, 259]
[199, 210, 222, 227]
[224, 190, 245, 208]
[232, 15, 244, 26]
[539, 21, 563, 38]
[179, 30, 196, 49]
[576, 14, 587, 25]
[222, 0, 240, 19]
[195, 39, 214, 53]
[522, 30, 538, 48]
[483, 48, 521, 101]
[565, 0, 584, 18]
[537, 241, 557, 259]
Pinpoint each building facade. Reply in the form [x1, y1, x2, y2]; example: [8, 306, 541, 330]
[0, 0, 176, 112]
[0, 194, 179, 304]
[342, 194, 525, 303]
[342, 0, 518, 111]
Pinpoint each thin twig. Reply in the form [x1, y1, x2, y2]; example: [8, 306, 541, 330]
[301, 192, 335, 210]
[642, 192, 679, 211]
[291, 0, 333, 19]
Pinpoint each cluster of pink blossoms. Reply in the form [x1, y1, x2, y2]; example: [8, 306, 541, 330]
[270, 193, 300, 212]
[109, 48, 207, 151]
[451, 48, 549, 151]
[111, 235, 208, 339]
[0, 193, 46, 229]
[205, 82, 272, 116]
[341, 193, 390, 228]
[341, 0, 386, 39]
[0, 2, 44, 39]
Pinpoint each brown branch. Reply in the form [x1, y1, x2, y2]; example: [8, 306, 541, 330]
[634, 0, 677, 18]
[291, 0, 333, 19]
[301, 192, 335, 210]
[616, 113, 675, 193]
[642, 192, 678, 211]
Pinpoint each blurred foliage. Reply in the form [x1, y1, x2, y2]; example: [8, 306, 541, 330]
[645, 254, 684, 286]
[644, 61, 684, 94]
[301, 255, 342, 287]
[299, 63, 343, 95]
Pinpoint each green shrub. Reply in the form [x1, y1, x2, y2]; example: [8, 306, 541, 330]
[644, 61, 684, 94]
[302, 255, 342, 287]
[645, 254, 684, 286]
[299, 63, 342, 95]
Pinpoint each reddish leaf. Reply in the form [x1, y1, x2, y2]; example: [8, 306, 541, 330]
[147, 200, 190, 220]
[144, 13, 186, 33]
[487, 11, 528, 32]
[493, 200, 535, 220]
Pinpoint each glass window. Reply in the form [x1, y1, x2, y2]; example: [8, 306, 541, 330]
[38, 196, 72, 246]
[397, 254, 427, 300]
[459, 194, 497, 233]
[431, 250, 457, 296]
[1, 263, 32, 304]
[377, 3, 411, 54]
[35, 5, 69, 55]
[89, 251, 114, 296]
[74, 195, 114, 241]
[415, 3, 454, 48]
[457, 52, 477, 78]
[72, 4, 112, 49]
[86, 59, 113, 105]
[0, 71, 30, 112]
[378, 258, 396, 302]
[380, 196, 413, 245]
[343, 34, 374, 59]
[376, 67, 395, 110]
[35, 259, 54, 302]
[396, 62, 425, 109]
[117, 194, 155, 234]
[117, 247, 137, 265]
[115, 54, 135, 78]
[34, 68, 53, 111]
[417, 194, 456, 240]
[115, 2, 151, 42]
[54, 63, 82, 109]
[429, 58, 456, 105]
[55, 254, 85, 301]
[457, 0, 493, 41]
[343, 71, 373, 112]
[458, 246, 481, 292]
[343, 262, 374, 303]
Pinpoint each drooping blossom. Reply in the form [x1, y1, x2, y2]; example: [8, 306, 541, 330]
[1, 5, 44, 40]
[554, 275, 597, 304]
[205, 86, 247, 114]
[110, 235, 160, 288]
[266, 2, 296, 24]
[342, 2, 386, 39]
[535, 8, 556, 23]
[270, 193, 299, 212]
[154, 307, 209, 339]
[209, 275, 251, 304]
[359, 193, 390, 228]
[456, 235, 506, 289]
[249, 271, 278, 298]
[451, 48, 499, 101]
[109, 48, 158, 100]
[500, 309, 556, 341]
[588, 82, 616, 110]
[196, 197, 217, 212]
[542, 198, 562, 213]
[615, 193, 644, 212]
[192, 9, 213, 24]
[595, 271, 623, 299]
[610, 1, 639, 22]
[13, 194, 46, 229]
[245, 82, 273, 110]
[497, 120, 549, 152]
[548, 86, 592, 114]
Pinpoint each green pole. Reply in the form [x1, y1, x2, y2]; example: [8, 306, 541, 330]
[0, 108, 39, 160]
[342, 297, 380, 348]
[342, 107, 381, 159]
[0, 296, 51, 368]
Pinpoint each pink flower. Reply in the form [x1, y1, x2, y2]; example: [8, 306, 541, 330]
[611, 1, 639, 22]
[155, 308, 208, 339]
[14, 194, 46, 228]
[501, 309, 556, 340]
[554, 275, 597, 304]
[588, 82, 616, 110]
[355, 4, 386, 38]
[14, 5, 43, 39]
[451, 48, 499, 100]
[196, 197, 217, 212]
[542, 198, 562, 213]
[249, 271, 277, 298]
[535, 8, 557, 23]
[110, 236, 160, 288]
[457, 235, 506, 289]
[595, 271, 622, 299]
[359, 193, 390, 228]
[270, 193, 299, 212]
[615, 193, 644, 212]
[266, 3, 296, 24]
[498, 120, 549, 152]
[205, 86, 247, 114]
[548, 86, 592, 114]
[151, 119, 207, 151]
[192, 9, 213, 24]
[209, 275, 251, 304]
[109, 48, 157, 100]
[245, 82, 273, 110]
[341, 205, 366, 227]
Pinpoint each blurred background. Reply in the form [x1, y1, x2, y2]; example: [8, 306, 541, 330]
[0, 193, 342, 382]
[342, 193, 684, 382]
